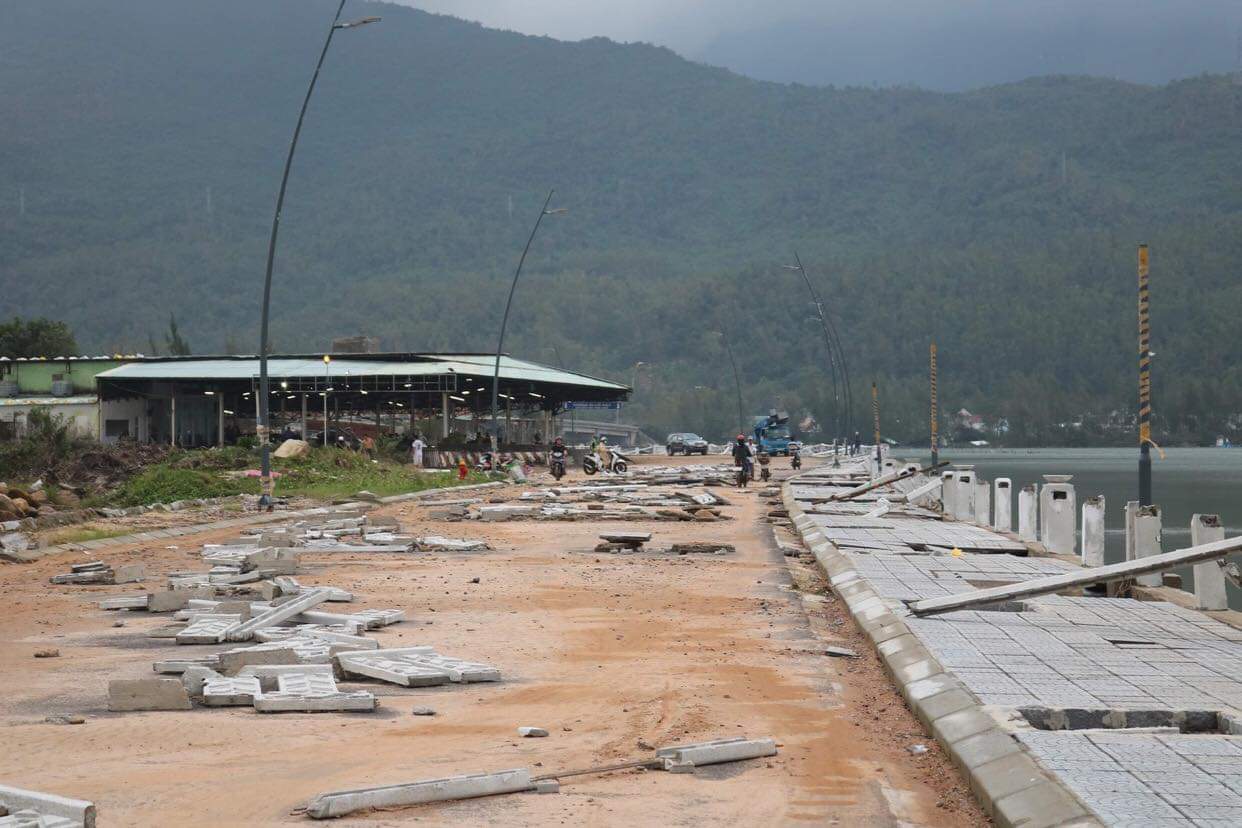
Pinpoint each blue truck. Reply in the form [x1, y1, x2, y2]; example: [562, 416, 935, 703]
[752, 412, 796, 456]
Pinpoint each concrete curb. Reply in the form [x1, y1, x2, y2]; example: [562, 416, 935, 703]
[782, 477, 1104, 828]
[377, 481, 505, 504]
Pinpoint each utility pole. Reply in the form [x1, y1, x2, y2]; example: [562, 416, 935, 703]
[715, 330, 745, 436]
[929, 342, 939, 467]
[872, 381, 882, 468]
[1138, 244, 1152, 506]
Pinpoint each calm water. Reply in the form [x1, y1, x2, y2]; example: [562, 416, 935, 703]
[905, 447, 1242, 609]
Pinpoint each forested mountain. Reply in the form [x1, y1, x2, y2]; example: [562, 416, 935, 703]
[2, 0, 1241, 444]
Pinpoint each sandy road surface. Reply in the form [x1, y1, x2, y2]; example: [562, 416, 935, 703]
[0, 454, 986, 826]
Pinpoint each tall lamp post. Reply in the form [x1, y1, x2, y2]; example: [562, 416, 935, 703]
[256, 3, 379, 509]
[490, 190, 566, 455]
[1137, 244, 1153, 506]
[712, 330, 745, 436]
[619, 361, 648, 423]
[784, 253, 852, 443]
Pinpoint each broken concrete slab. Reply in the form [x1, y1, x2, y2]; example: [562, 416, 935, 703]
[107, 678, 193, 712]
[202, 675, 261, 707]
[223, 588, 332, 642]
[252, 671, 376, 713]
[335, 648, 449, 687]
[415, 536, 490, 552]
[0, 785, 95, 828]
[97, 594, 149, 610]
[305, 769, 533, 819]
[175, 614, 243, 645]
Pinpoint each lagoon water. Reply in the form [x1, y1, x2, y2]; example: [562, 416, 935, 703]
[904, 447, 1242, 609]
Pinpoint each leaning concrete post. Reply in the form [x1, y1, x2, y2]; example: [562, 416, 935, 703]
[941, 471, 957, 516]
[1134, 505, 1162, 587]
[1018, 484, 1038, 541]
[1081, 496, 1106, 567]
[952, 466, 976, 521]
[1124, 500, 1139, 561]
[1190, 514, 1228, 610]
[993, 478, 1013, 532]
[1039, 475, 1076, 554]
[972, 477, 990, 525]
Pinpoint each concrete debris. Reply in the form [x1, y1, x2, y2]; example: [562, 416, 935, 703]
[33, 649, 60, 658]
[223, 588, 333, 642]
[518, 726, 549, 738]
[668, 543, 735, 556]
[176, 614, 244, 645]
[411, 706, 436, 716]
[305, 769, 534, 819]
[50, 562, 144, 586]
[336, 647, 500, 686]
[107, 678, 193, 711]
[655, 737, 778, 768]
[533, 780, 560, 794]
[0, 785, 95, 828]
[253, 671, 376, 713]
[202, 676, 261, 706]
[44, 715, 86, 726]
[273, 439, 310, 459]
[415, 535, 490, 552]
[821, 646, 859, 658]
[97, 594, 148, 610]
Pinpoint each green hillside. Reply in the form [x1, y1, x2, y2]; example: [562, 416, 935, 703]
[2, 0, 1241, 443]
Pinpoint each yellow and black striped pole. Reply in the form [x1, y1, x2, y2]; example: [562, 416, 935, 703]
[930, 343, 939, 467]
[872, 381, 881, 466]
[1138, 244, 1152, 506]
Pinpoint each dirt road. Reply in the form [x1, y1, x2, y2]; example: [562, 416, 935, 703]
[0, 454, 986, 826]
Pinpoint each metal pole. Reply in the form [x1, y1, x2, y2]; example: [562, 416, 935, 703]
[258, 0, 350, 510]
[1138, 244, 1153, 506]
[790, 253, 842, 439]
[323, 357, 330, 447]
[872, 381, 881, 467]
[491, 189, 556, 457]
[930, 342, 939, 467]
[718, 331, 745, 436]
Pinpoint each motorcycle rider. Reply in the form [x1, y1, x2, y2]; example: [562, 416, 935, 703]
[731, 434, 753, 487]
[549, 437, 568, 478]
[597, 435, 612, 469]
[791, 443, 802, 470]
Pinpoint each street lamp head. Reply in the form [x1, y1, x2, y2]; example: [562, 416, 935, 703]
[543, 207, 568, 215]
[334, 16, 381, 29]
[323, 355, 331, 364]
[782, 265, 801, 271]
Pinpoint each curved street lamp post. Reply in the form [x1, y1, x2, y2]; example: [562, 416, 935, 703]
[256, 2, 379, 509]
[784, 253, 853, 453]
[490, 190, 566, 455]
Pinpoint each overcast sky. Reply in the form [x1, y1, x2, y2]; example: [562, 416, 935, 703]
[402, 0, 1242, 90]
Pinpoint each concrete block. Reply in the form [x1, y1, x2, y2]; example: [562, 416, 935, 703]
[176, 614, 243, 645]
[98, 594, 149, 610]
[1191, 513, 1228, 610]
[533, 780, 559, 794]
[305, 769, 533, 819]
[148, 588, 213, 613]
[1080, 496, 1106, 567]
[1134, 505, 1162, 587]
[107, 678, 192, 711]
[932, 709, 995, 746]
[948, 729, 1021, 773]
[0, 785, 95, 828]
[225, 588, 332, 641]
[993, 478, 1013, 532]
[1017, 485, 1038, 542]
[202, 676, 260, 706]
[1038, 477, 1075, 555]
[969, 753, 1047, 817]
[991, 781, 1091, 828]
[181, 666, 223, 696]
[912, 688, 976, 728]
[218, 646, 304, 675]
[336, 649, 450, 687]
[656, 737, 777, 766]
[253, 670, 376, 712]
[111, 563, 146, 584]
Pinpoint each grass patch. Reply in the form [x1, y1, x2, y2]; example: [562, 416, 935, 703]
[94, 447, 484, 506]
[43, 525, 136, 545]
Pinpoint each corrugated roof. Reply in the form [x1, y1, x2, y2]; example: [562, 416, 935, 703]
[95, 355, 627, 391]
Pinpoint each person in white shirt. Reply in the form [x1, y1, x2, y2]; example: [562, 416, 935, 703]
[411, 434, 426, 468]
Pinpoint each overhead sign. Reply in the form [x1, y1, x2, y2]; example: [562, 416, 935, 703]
[564, 401, 621, 410]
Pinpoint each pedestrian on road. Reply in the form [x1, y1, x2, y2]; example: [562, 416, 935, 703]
[411, 433, 426, 468]
[457, 457, 469, 481]
[361, 434, 375, 460]
[732, 434, 753, 487]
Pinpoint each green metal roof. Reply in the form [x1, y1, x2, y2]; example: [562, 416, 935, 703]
[95, 354, 628, 392]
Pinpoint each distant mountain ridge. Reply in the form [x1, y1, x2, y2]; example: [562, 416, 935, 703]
[1, 0, 1240, 442]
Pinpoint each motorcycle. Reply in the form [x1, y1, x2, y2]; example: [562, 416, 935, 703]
[582, 447, 629, 475]
[758, 453, 771, 483]
[734, 456, 752, 487]
[549, 447, 569, 480]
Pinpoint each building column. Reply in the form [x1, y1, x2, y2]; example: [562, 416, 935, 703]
[170, 395, 177, 447]
[217, 392, 224, 448]
[301, 394, 308, 440]
[441, 391, 450, 439]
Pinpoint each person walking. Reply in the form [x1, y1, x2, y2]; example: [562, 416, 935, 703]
[360, 433, 375, 460]
[411, 433, 426, 468]
[731, 434, 753, 487]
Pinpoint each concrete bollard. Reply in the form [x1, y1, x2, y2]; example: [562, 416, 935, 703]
[941, 471, 958, 516]
[1124, 500, 1139, 561]
[993, 478, 1013, 532]
[1039, 475, 1076, 555]
[972, 477, 990, 525]
[1190, 514, 1228, 610]
[1081, 496, 1106, 567]
[952, 466, 976, 521]
[1134, 505, 1162, 587]
[1018, 484, 1038, 541]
